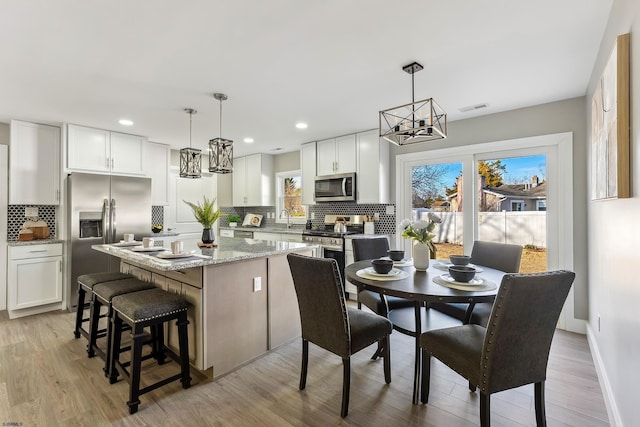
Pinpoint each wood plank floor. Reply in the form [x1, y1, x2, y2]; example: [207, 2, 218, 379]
[0, 309, 609, 426]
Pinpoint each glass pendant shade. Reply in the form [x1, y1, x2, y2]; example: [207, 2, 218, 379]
[180, 108, 201, 179]
[379, 62, 447, 146]
[209, 92, 233, 173]
[209, 137, 233, 174]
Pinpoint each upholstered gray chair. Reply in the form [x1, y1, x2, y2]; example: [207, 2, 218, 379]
[352, 238, 414, 359]
[420, 270, 575, 427]
[430, 241, 523, 326]
[287, 253, 392, 417]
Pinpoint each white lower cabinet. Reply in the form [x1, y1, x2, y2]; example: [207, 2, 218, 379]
[253, 232, 302, 243]
[8, 243, 63, 318]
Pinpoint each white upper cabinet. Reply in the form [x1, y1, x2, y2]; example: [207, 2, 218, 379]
[316, 135, 357, 176]
[67, 124, 146, 176]
[300, 142, 316, 205]
[146, 142, 170, 205]
[109, 132, 146, 175]
[232, 153, 274, 206]
[10, 120, 61, 205]
[356, 129, 390, 204]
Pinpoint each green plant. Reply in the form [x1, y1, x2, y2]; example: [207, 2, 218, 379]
[183, 196, 223, 229]
[227, 214, 242, 223]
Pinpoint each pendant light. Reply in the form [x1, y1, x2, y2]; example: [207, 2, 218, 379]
[208, 93, 233, 174]
[379, 62, 447, 146]
[179, 108, 201, 178]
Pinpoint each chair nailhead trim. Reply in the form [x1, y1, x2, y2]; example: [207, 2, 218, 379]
[117, 307, 188, 324]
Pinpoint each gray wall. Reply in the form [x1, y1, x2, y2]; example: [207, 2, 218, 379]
[0, 122, 9, 145]
[390, 97, 589, 320]
[273, 150, 300, 173]
[585, 0, 640, 425]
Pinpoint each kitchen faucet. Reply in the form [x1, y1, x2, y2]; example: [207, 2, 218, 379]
[281, 209, 291, 229]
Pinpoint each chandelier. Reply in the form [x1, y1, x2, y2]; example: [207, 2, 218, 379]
[379, 62, 447, 146]
[179, 108, 202, 179]
[208, 93, 233, 174]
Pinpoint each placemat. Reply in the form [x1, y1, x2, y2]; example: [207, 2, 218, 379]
[433, 275, 496, 291]
[356, 268, 410, 281]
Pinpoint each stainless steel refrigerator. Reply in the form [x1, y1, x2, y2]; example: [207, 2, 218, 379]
[67, 172, 151, 308]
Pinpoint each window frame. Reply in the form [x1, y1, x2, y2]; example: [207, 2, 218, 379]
[511, 200, 525, 211]
[275, 170, 307, 224]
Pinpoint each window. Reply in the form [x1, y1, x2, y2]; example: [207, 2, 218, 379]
[511, 200, 524, 211]
[276, 170, 307, 224]
[537, 200, 547, 211]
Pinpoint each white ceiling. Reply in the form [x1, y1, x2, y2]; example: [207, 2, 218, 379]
[0, 0, 612, 157]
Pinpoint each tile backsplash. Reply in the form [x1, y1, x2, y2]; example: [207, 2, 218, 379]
[7, 205, 57, 240]
[220, 203, 397, 235]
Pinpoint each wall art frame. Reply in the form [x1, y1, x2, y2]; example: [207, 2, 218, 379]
[591, 33, 630, 200]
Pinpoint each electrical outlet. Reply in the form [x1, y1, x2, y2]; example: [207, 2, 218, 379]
[25, 207, 38, 217]
[311, 212, 315, 219]
[374, 212, 380, 220]
[253, 277, 262, 292]
[385, 205, 395, 215]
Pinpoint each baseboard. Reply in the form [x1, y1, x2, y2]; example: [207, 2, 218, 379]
[586, 324, 622, 427]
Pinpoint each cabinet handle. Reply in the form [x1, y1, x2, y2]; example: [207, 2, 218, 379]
[56, 189, 60, 201]
[29, 249, 47, 253]
[111, 158, 114, 169]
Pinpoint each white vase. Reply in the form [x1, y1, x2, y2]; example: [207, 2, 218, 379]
[412, 241, 430, 271]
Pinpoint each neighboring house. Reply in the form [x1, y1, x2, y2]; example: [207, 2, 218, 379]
[430, 200, 450, 212]
[448, 175, 546, 212]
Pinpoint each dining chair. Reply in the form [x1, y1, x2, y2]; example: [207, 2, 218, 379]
[430, 240, 523, 326]
[351, 238, 414, 359]
[287, 253, 392, 417]
[420, 270, 575, 427]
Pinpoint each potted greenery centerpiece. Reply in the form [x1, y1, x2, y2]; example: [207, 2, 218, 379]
[399, 212, 442, 271]
[183, 196, 223, 244]
[227, 214, 241, 228]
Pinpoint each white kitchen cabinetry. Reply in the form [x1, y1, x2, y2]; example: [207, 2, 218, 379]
[8, 243, 63, 318]
[356, 129, 390, 204]
[67, 124, 146, 176]
[232, 154, 274, 206]
[146, 142, 170, 205]
[300, 142, 316, 205]
[254, 231, 303, 243]
[10, 120, 61, 205]
[316, 135, 357, 176]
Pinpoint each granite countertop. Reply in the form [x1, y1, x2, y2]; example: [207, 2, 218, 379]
[92, 236, 317, 271]
[7, 238, 64, 246]
[220, 226, 304, 235]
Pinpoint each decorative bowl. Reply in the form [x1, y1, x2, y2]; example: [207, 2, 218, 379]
[387, 250, 405, 261]
[449, 255, 471, 266]
[448, 265, 476, 282]
[371, 259, 394, 274]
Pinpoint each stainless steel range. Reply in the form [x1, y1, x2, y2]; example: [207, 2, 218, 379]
[302, 215, 365, 286]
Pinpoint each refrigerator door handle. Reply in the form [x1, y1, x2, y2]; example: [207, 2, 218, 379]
[110, 198, 117, 243]
[102, 198, 110, 244]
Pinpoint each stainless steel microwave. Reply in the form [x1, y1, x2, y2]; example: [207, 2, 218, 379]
[314, 173, 357, 202]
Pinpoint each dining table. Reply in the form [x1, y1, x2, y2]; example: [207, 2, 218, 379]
[344, 259, 506, 404]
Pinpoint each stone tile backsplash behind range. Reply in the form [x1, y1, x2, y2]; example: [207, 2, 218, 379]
[219, 203, 397, 235]
[7, 205, 57, 240]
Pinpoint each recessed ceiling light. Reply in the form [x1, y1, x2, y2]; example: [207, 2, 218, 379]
[295, 122, 308, 129]
[243, 137, 254, 143]
[118, 119, 134, 126]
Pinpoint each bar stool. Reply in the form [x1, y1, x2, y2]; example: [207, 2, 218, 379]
[90, 278, 156, 371]
[73, 272, 132, 343]
[109, 287, 191, 414]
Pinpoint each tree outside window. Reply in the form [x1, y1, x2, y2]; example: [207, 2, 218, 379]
[277, 171, 307, 223]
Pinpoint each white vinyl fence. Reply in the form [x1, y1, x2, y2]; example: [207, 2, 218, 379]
[415, 211, 547, 248]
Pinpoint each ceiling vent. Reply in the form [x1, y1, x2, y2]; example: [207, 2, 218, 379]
[459, 103, 488, 113]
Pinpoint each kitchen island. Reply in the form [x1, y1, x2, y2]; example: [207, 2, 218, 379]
[92, 237, 317, 379]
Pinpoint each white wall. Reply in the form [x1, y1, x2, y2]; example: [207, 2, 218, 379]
[585, 1, 640, 426]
